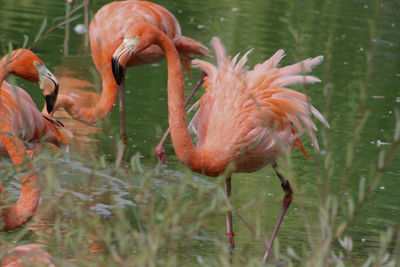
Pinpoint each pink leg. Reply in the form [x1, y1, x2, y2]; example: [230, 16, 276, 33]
[156, 71, 207, 162]
[263, 163, 293, 263]
[225, 176, 235, 249]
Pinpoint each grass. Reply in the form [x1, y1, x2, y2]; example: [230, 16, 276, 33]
[0, 132, 398, 266]
[1, 0, 400, 266]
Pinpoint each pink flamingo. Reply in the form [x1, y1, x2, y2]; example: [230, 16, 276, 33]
[0, 49, 68, 231]
[1, 244, 55, 267]
[113, 24, 329, 261]
[52, 0, 209, 159]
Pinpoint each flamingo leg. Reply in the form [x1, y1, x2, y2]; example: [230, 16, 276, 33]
[156, 71, 206, 162]
[263, 163, 293, 263]
[119, 74, 127, 161]
[225, 175, 235, 249]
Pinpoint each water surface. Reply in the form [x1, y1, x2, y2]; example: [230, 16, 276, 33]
[0, 0, 399, 263]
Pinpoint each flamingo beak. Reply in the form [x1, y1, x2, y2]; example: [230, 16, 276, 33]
[111, 37, 139, 85]
[36, 63, 59, 113]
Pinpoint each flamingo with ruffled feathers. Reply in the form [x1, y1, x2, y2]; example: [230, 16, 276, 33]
[51, 0, 209, 159]
[112, 24, 329, 261]
[0, 49, 68, 231]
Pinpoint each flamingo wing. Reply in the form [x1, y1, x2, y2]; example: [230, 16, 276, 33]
[0, 81, 69, 155]
[190, 38, 328, 172]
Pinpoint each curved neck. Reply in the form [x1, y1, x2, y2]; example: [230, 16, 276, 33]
[0, 64, 39, 231]
[159, 34, 225, 177]
[0, 171, 39, 231]
[56, 68, 118, 124]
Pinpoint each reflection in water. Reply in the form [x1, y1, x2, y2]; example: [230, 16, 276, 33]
[52, 66, 100, 156]
[27, 161, 138, 258]
[58, 0, 100, 157]
[63, 0, 72, 57]
[83, 0, 90, 48]
[29, 198, 106, 258]
[64, 0, 90, 56]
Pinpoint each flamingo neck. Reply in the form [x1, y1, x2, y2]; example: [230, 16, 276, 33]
[0, 63, 39, 231]
[56, 68, 118, 124]
[159, 34, 227, 177]
[0, 171, 39, 231]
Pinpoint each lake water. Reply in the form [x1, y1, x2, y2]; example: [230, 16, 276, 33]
[0, 0, 399, 264]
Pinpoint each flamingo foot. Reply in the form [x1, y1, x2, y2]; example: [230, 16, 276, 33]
[227, 232, 235, 249]
[156, 145, 167, 163]
[120, 133, 128, 146]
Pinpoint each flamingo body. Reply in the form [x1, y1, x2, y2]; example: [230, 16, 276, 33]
[126, 25, 329, 256]
[0, 49, 66, 231]
[190, 40, 328, 174]
[1, 244, 55, 267]
[90, 0, 204, 69]
[0, 81, 68, 157]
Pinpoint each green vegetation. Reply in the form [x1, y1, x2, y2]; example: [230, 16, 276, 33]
[1, 0, 399, 266]
[0, 128, 398, 266]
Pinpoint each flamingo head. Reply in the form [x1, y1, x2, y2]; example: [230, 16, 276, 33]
[111, 23, 163, 85]
[34, 61, 59, 113]
[4, 49, 59, 113]
[111, 37, 139, 85]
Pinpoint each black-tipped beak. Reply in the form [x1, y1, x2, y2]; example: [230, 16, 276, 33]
[44, 82, 58, 113]
[112, 38, 139, 85]
[37, 63, 59, 114]
[112, 56, 124, 86]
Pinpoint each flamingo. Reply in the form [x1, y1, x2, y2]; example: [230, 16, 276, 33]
[51, 0, 209, 159]
[112, 24, 329, 261]
[0, 49, 68, 231]
[1, 244, 55, 267]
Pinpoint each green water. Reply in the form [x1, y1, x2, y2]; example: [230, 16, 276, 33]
[0, 0, 399, 264]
